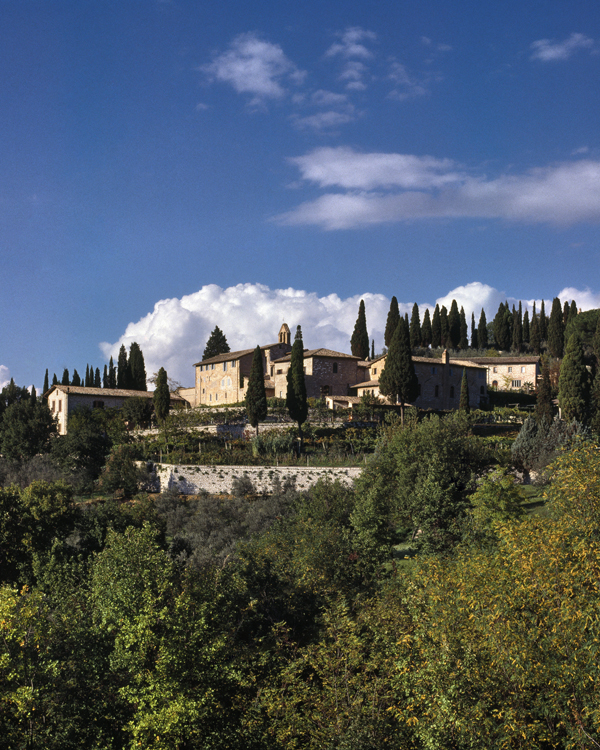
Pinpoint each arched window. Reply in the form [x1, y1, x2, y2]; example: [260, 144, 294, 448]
[450, 386, 455, 399]
[492, 380, 498, 389]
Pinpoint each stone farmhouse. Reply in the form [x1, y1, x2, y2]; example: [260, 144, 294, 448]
[347, 350, 488, 410]
[459, 356, 540, 391]
[45, 384, 186, 435]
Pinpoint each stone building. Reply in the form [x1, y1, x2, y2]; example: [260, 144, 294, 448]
[459, 356, 540, 391]
[193, 323, 293, 406]
[45, 385, 186, 435]
[354, 350, 488, 410]
[270, 348, 368, 400]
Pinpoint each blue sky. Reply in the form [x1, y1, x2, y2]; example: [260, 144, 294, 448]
[1, 0, 599, 390]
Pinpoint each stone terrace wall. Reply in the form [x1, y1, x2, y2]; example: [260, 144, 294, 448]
[149, 463, 362, 495]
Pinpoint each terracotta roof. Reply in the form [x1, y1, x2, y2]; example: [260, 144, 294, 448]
[45, 385, 186, 402]
[459, 356, 540, 365]
[273, 348, 360, 363]
[374, 354, 486, 370]
[354, 380, 380, 389]
[194, 342, 285, 367]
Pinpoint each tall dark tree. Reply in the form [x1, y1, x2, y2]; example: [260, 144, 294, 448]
[511, 307, 522, 353]
[1, 399, 56, 462]
[409, 303, 421, 349]
[103, 365, 108, 389]
[493, 303, 511, 350]
[539, 299, 547, 341]
[129, 342, 147, 391]
[378, 318, 419, 425]
[84, 365, 91, 387]
[51, 372, 58, 386]
[117, 345, 130, 389]
[421, 308, 432, 348]
[384, 296, 400, 348]
[523, 310, 530, 345]
[535, 360, 553, 423]
[245, 346, 268, 436]
[286, 326, 308, 447]
[153, 367, 170, 423]
[350, 300, 370, 360]
[478, 309, 488, 350]
[471, 312, 478, 349]
[570, 300, 578, 322]
[459, 307, 468, 350]
[563, 301, 571, 327]
[61, 369, 70, 386]
[94, 368, 101, 388]
[431, 304, 442, 348]
[448, 300, 460, 349]
[459, 368, 470, 413]
[440, 305, 449, 348]
[108, 356, 117, 389]
[548, 297, 565, 359]
[203, 326, 230, 360]
[559, 333, 590, 424]
[371, 339, 375, 360]
[43, 369, 49, 397]
[530, 311, 541, 354]
[71, 370, 81, 387]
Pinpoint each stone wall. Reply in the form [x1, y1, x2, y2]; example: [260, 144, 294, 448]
[273, 355, 361, 399]
[148, 462, 362, 495]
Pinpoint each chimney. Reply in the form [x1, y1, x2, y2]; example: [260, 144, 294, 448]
[442, 349, 449, 365]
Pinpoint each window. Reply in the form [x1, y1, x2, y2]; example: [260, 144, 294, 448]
[333, 363, 338, 373]
[450, 386, 455, 399]
[211, 364, 215, 370]
[449, 368, 453, 376]
[209, 394, 212, 401]
[215, 394, 218, 401]
[232, 360, 236, 368]
[521, 366, 525, 373]
[373, 367, 377, 375]
[199, 365, 203, 371]
[478, 371, 485, 379]
[492, 380, 498, 388]
[58, 400, 62, 412]
[202, 388, 205, 394]
[223, 362, 227, 371]
[508, 366, 512, 373]
[93, 400, 104, 409]
[276, 369, 282, 375]
[512, 380, 521, 388]
[270, 366, 274, 376]
[51, 400, 55, 412]
[431, 366, 437, 375]
[493, 366, 498, 373]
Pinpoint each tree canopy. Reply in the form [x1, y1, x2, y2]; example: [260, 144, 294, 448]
[245, 346, 268, 435]
[203, 326, 230, 360]
[351, 300, 370, 360]
[286, 325, 308, 444]
[378, 318, 418, 425]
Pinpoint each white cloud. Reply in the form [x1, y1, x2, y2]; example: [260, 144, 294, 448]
[388, 61, 429, 99]
[100, 282, 600, 388]
[292, 110, 356, 131]
[530, 32, 594, 62]
[325, 27, 377, 59]
[276, 148, 600, 229]
[0, 365, 10, 389]
[200, 32, 305, 103]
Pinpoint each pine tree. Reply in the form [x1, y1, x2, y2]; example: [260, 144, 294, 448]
[535, 360, 553, 423]
[61, 369, 70, 386]
[384, 296, 400, 348]
[43, 369, 49, 396]
[459, 306, 468, 350]
[448, 300, 460, 349]
[94, 368, 101, 388]
[378, 318, 419, 425]
[245, 346, 268, 436]
[478, 309, 488, 350]
[559, 333, 590, 423]
[117, 345, 130, 389]
[286, 326, 308, 447]
[421, 308, 432, 347]
[548, 297, 565, 359]
[71, 369, 81, 387]
[523, 310, 530, 345]
[350, 300, 370, 360]
[129, 342, 147, 391]
[440, 305, 449, 348]
[431, 304, 441, 348]
[153, 367, 170, 423]
[108, 357, 117, 389]
[203, 326, 230, 360]
[471, 312, 478, 349]
[459, 368, 470, 413]
[409, 303, 421, 349]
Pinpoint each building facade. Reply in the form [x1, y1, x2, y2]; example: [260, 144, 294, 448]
[460, 356, 540, 391]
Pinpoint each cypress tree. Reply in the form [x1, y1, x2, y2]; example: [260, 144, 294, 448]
[203, 326, 230, 360]
[85, 365, 91, 387]
[43, 369, 49, 396]
[153, 367, 170, 423]
[117, 345, 129, 389]
[523, 310, 530, 345]
[103, 365, 108, 388]
[108, 357, 117, 389]
[471, 312, 478, 349]
[286, 326, 308, 447]
[547, 297, 565, 359]
[493, 303, 511, 350]
[539, 299, 547, 341]
[409, 303, 421, 349]
[478, 309, 488, 350]
[535, 360, 553, 423]
[559, 333, 590, 423]
[52, 373, 58, 386]
[378, 318, 419, 425]
[350, 300, 370, 360]
[371, 340, 375, 360]
[431, 304, 442, 348]
[421, 308, 432, 348]
[511, 307, 522, 352]
[245, 346, 268, 436]
[459, 368, 470, 413]
[384, 296, 400, 348]
[129, 342, 147, 391]
[30, 385, 36, 404]
[570, 300, 578, 321]
[72, 369, 81, 387]
[440, 305, 449, 348]
[530, 311, 541, 354]
[459, 307, 468, 350]
[563, 300, 570, 327]
[94, 368, 101, 388]
[448, 300, 460, 349]
[61, 369, 70, 386]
